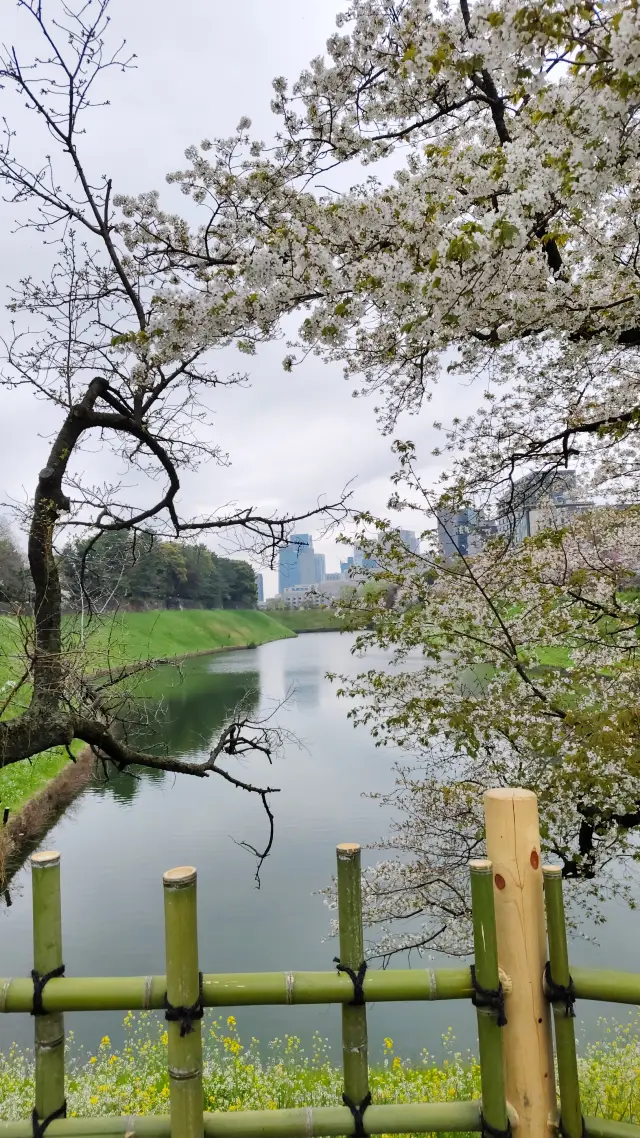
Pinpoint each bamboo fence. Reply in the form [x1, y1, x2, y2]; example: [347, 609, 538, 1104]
[0, 789, 639, 1138]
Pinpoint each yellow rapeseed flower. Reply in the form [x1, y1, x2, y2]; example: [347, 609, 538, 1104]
[227, 1015, 236, 1027]
[101, 1035, 111, 1047]
[161, 1031, 168, 1045]
[89, 1057, 97, 1064]
[384, 1037, 393, 1051]
[90, 1096, 99, 1105]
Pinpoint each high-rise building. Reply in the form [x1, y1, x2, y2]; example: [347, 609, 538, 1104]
[438, 509, 496, 560]
[314, 553, 326, 584]
[278, 534, 314, 594]
[398, 529, 419, 553]
[256, 573, 264, 604]
[496, 471, 592, 544]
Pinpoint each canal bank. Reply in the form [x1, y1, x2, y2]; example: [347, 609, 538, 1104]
[0, 609, 297, 880]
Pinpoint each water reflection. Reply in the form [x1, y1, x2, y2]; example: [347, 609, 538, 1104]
[0, 634, 638, 1063]
[136, 666, 260, 756]
[284, 666, 321, 711]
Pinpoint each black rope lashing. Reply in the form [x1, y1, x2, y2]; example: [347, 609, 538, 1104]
[164, 971, 204, 1037]
[31, 965, 65, 1017]
[544, 961, 576, 1018]
[343, 1091, 372, 1138]
[558, 1114, 587, 1138]
[32, 1100, 67, 1138]
[334, 957, 367, 1006]
[470, 964, 507, 1027]
[480, 1112, 512, 1138]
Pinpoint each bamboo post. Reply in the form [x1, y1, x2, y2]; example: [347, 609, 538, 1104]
[543, 865, 582, 1138]
[469, 860, 509, 1135]
[32, 851, 65, 1126]
[336, 843, 369, 1111]
[163, 867, 203, 1138]
[484, 788, 557, 1138]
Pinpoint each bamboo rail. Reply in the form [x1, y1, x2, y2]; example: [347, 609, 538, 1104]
[0, 1101, 484, 1136]
[5, 788, 640, 1138]
[0, 968, 473, 1012]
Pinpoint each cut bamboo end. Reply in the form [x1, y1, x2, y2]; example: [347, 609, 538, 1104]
[336, 843, 360, 858]
[469, 858, 492, 874]
[31, 852, 60, 868]
[542, 865, 563, 878]
[163, 867, 197, 888]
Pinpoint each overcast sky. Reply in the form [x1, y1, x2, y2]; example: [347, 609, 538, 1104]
[0, 0, 480, 596]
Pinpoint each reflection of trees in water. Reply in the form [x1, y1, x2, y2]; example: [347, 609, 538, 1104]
[284, 666, 320, 711]
[92, 668, 261, 803]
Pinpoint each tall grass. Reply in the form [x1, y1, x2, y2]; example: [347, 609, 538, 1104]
[1, 1013, 640, 1131]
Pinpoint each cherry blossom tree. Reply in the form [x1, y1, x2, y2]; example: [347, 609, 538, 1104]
[0, 0, 349, 834]
[141, 0, 640, 948]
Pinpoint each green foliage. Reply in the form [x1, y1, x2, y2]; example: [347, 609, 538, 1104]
[59, 534, 259, 612]
[0, 523, 27, 605]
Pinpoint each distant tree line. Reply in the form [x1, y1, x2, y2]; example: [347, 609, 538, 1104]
[0, 524, 257, 611]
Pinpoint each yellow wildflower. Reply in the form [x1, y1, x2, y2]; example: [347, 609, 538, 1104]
[101, 1035, 111, 1047]
[384, 1037, 393, 1051]
[89, 1097, 99, 1105]
[89, 1057, 97, 1064]
[227, 1015, 236, 1027]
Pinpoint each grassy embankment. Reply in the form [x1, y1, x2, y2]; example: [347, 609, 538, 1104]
[0, 1013, 637, 1129]
[270, 608, 347, 632]
[0, 609, 294, 814]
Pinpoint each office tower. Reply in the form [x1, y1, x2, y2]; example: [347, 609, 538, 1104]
[278, 534, 313, 593]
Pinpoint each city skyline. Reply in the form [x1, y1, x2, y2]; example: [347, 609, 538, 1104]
[269, 529, 419, 602]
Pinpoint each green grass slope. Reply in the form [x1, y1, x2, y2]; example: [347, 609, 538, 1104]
[271, 609, 348, 632]
[0, 609, 294, 812]
[87, 608, 295, 669]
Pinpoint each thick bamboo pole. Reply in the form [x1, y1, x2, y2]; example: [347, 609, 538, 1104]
[583, 1121, 640, 1138]
[543, 865, 582, 1138]
[571, 969, 640, 1004]
[469, 860, 509, 1135]
[31, 851, 65, 1126]
[0, 1100, 484, 1137]
[336, 842, 369, 1112]
[163, 867, 203, 1138]
[484, 788, 556, 1138]
[0, 967, 473, 1012]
